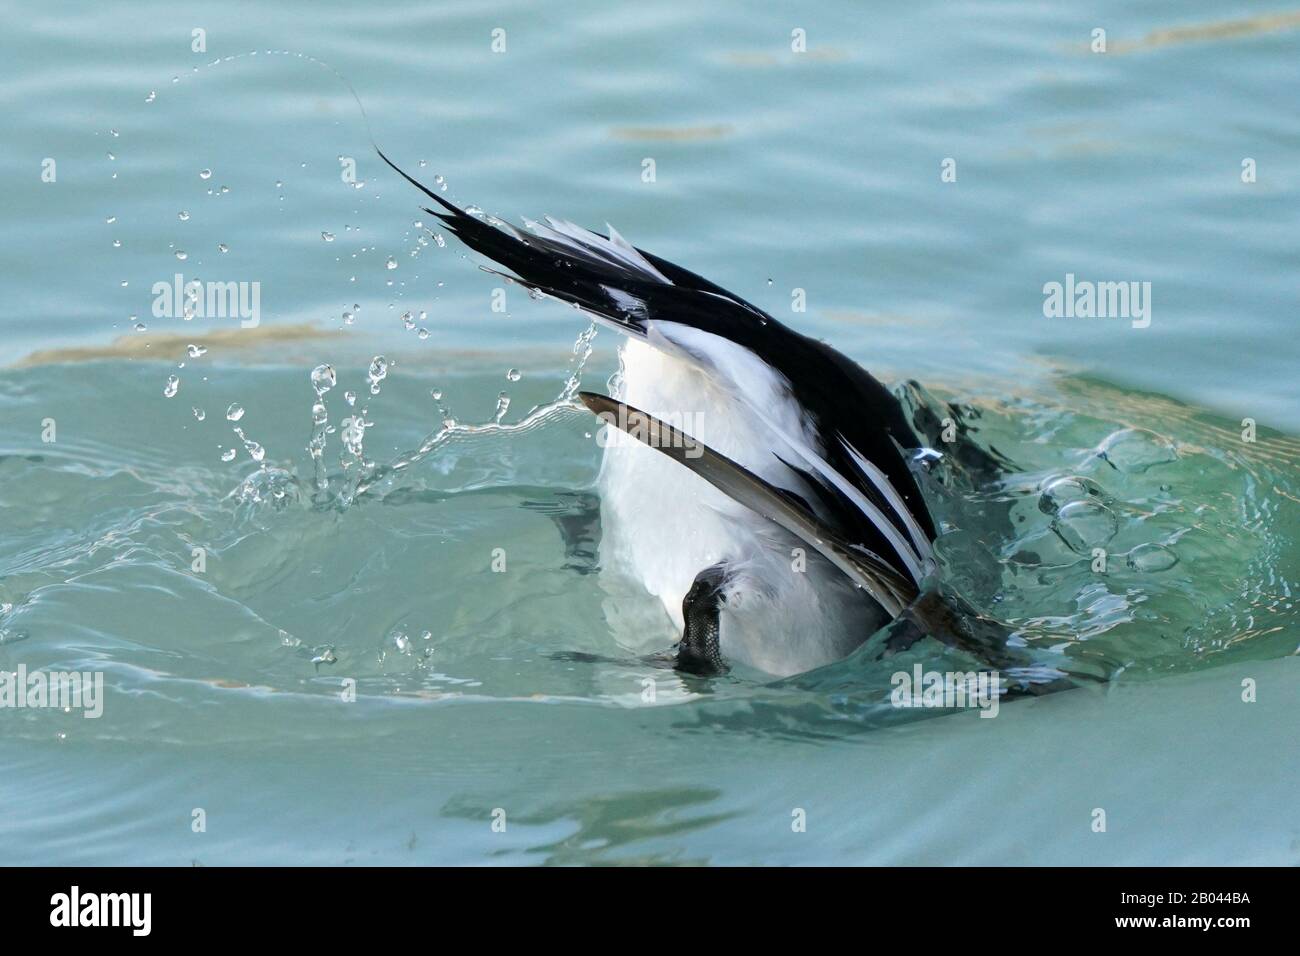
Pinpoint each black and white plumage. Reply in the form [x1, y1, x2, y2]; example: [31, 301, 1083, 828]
[381, 151, 955, 677]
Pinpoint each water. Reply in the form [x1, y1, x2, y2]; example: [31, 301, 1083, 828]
[2, 1, 1298, 864]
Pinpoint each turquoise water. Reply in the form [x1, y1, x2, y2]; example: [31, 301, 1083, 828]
[1, 1, 1298, 864]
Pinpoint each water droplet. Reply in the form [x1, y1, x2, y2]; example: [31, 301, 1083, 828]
[221, 447, 237, 462]
[321, 231, 335, 242]
[134, 322, 147, 332]
[178, 210, 190, 221]
[344, 390, 356, 406]
[342, 311, 354, 325]
[367, 356, 389, 394]
[416, 328, 430, 340]
[430, 389, 442, 401]
[163, 375, 180, 398]
[386, 256, 397, 270]
[175, 250, 188, 261]
[192, 407, 206, 421]
[199, 168, 212, 180]
[226, 403, 245, 421]
[187, 343, 207, 358]
[401, 310, 414, 330]
[506, 368, 521, 382]
[217, 243, 228, 253]
[312, 402, 328, 425]
[105, 216, 116, 224]
[494, 391, 511, 423]
[433, 233, 446, 247]
[145, 90, 156, 103]
[311, 364, 336, 394]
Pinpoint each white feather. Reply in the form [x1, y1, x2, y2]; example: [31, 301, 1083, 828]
[644, 321, 929, 583]
[596, 335, 887, 676]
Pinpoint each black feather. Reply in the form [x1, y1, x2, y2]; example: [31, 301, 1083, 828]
[378, 150, 937, 578]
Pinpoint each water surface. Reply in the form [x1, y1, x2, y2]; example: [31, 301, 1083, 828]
[1, 0, 1297, 864]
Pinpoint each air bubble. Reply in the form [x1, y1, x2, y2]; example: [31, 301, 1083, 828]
[1125, 543, 1178, 572]
[1051, 499, 1118, 554]
[1037, 475, 1105, 516]
[1094, 428, 1178, 474]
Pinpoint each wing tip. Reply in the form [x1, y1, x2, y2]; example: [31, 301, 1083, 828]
[375, 147, 460, 216]
[577, 391, 616, 417]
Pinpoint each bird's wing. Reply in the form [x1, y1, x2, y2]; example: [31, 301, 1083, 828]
[379, 151, 936, 584]
[578, 392, 918, 616]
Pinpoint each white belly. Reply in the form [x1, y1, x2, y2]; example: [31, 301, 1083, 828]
[595, 337, 883, 676]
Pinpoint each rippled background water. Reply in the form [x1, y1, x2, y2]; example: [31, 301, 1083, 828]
[1, 1, 1297, 864]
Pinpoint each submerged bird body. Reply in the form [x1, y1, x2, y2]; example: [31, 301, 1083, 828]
[600, 336, 886, 674]
[378, 150, 974, 678]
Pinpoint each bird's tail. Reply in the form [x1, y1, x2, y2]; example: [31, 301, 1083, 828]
[376, 149, 775, 335]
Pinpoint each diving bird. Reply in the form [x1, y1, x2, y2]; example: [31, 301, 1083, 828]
[379, 151, 1025, 680]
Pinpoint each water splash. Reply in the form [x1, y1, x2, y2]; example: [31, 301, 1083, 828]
[345, 321, 599, 505]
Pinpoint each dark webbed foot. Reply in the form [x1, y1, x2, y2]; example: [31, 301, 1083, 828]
[675, 564, 729, 676]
